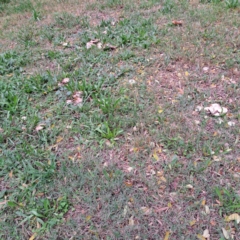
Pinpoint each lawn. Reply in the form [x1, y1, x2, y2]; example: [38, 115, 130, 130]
[0, 0, 240, 239]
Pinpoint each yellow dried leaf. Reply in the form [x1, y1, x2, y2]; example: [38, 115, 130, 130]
[29, 233, 37, 240]
[152, 148, 161, 161]
[158, 108, 164, 114]
[197, 234, 205, 240]
[185, 71, 189, 77]
[163, 231, 170, 240]
[167, 202, 172, 208]
[153, 152, 159, 161]
[160, 176, 167, 182]
[86, 215, 92, 221]
[190, 220, 196, 226]
[201, 199, 206, 206]
[225, 213, 240, 224]
[56, 136, 63, 143]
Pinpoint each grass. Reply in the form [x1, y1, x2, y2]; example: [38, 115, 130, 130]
[0, 0, 239, 239]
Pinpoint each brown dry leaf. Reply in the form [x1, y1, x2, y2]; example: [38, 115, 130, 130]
[210, 220, 216, 226]
[172, 20, 183, 26]
[225, 213, 240, 224]
[124, 180, 133, 187]
[163, 231, 170, 240]
[201, 199, 206, 206]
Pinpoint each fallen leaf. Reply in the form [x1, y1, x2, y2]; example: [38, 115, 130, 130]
[203, 67, 209, 72]
[153, 152, 159, 161]
[37, 221, 41, 229]
[225, 213, 240, 224]
[227, 121, 235, 127]
[210, 220, 216, 226]
[128, 79, 136, 85]
[140, 206, 152, 215]
[186, 184, 193, 189]
[202, 229, 210, 239]
[86, 39, 99, 49]
[195, 106, 203, 112]
[127, 167, 134, 172]
[97, 42, 102, 49]
[204, 103, 228, 117]
[35, 124, 44, 132]
[86, 215, 92, 221]
[205, 205, 210, 214]
[163, 231, 170, 240]
[73, 97, 83, 105]
[29, 233, 37, 240]
[185, 71, 189, 77]
[197, 234, 205, 240]
[66, 99, 72, 104]
[172, 20, 183, 26]
[152, 148, 162, 161]
[56, 136, 63, 143]
[190, 220, 196, 226]
[201, 199, 206, 206]
[124, 180, 133, 187]
[103, 43, 117, 51]
[158, 108, 164, 114]
[222, 228, 230, 239]
[129, 216, 134, 226]
[9, 170, 13, 178]
[62, 78, 70, 84]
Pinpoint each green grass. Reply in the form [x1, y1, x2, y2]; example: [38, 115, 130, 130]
[0, 0, 240, 239]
